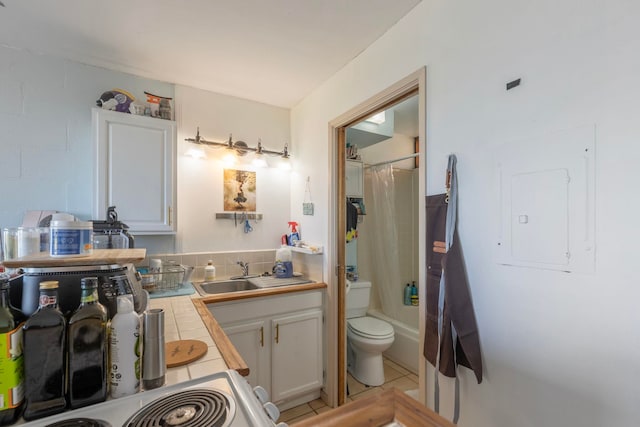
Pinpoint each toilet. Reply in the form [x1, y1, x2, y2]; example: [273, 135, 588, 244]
[346, 280, 395, 386]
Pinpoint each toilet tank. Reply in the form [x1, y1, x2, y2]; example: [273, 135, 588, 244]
[346, 280, 371, 319]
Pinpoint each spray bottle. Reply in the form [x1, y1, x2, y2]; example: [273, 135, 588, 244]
[287, 222, 300, 246]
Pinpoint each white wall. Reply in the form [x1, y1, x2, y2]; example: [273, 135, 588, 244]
[0, 45, 173, 228]
[292, 0, 640, 425]
[0, 47, 293, 256]
[174, 85, 291, 253]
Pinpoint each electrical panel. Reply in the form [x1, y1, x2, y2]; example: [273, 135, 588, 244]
[495, 126, 595, 273]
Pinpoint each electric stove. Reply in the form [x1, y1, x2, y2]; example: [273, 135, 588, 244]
[19, 370, 286, 427]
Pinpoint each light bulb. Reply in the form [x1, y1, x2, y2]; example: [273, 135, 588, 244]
[252, 155, 268, 168]
[185, 147, 205, 159]
[222, 153, 237, 167]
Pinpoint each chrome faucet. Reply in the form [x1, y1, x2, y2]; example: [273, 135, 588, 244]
[237, 261, 249, 277]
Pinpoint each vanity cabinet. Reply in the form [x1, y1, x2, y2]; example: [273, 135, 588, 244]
[270, 310, 323, 403]
[209, 290, 324, 408]
[223, 319, 269, 396]
[92, 108, 177, 234]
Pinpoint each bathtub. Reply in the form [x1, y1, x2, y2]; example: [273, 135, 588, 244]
[368, 308, 419, 374]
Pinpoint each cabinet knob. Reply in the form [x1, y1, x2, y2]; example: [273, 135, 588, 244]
[275, 324, 279, 344]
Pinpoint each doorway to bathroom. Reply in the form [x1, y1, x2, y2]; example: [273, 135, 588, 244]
[328, 68, 426, 406]
[345, 92, 420, 372]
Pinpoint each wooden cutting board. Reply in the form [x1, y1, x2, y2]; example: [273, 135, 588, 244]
[2, 248, 146, 268]
[165, 340, 208, 368]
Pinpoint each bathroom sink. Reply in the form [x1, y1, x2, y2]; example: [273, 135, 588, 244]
[194, 280, 259, 295]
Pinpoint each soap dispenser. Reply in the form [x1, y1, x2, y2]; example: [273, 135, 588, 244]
[204, 261, 216, 281]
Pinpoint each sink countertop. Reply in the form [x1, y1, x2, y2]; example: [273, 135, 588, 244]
[152, 281, 327, 386]
[148, 293, 228, 387]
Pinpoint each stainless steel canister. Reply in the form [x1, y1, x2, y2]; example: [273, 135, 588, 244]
[142, 308, 165, 390]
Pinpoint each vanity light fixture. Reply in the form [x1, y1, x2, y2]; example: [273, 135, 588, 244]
[185, 128, 291, 159]
[251, 139, 269, 168]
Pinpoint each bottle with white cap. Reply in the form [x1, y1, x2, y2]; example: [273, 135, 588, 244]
[109, 295, 141, 399]
[204, 260, 216, 281]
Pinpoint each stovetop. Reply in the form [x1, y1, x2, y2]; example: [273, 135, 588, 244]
[19, 370, 283, 427]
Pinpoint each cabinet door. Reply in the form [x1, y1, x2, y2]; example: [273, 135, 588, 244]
[223, 320, 270, 395]
[345, 160, 363, 198]
[93, 108, 176, 234]
[270, 310, 323, 403]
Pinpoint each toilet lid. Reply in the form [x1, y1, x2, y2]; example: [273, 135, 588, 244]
[347, 317, 394, 339]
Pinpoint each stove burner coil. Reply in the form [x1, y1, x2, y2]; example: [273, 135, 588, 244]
[45, 418, 112, 427]
[124, 388, 232, 427]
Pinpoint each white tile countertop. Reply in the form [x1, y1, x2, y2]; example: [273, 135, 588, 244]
[147, 293, 229, 386]
[148, 281, 328, 387]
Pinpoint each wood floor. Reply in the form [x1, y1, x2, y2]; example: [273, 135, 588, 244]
[282, 357, 419, 425]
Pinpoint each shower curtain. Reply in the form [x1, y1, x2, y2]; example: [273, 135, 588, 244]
[365, 164, 401, 319]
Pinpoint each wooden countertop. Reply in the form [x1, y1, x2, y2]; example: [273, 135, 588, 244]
[291, 388, 455, 427]
[197, 281, 327, 304]
[2, 248, 146, 268]
[192, 282, 327, 377]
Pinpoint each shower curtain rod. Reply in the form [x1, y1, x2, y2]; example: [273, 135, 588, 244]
[364, 153, 419, 168]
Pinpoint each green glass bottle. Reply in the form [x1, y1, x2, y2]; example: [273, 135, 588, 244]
[0, 274, 23, 425]
[67, 277, 108, 409]
[22, 280, 66, 421]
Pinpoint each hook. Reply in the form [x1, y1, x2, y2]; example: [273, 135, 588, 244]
[244, 217, 253, 233]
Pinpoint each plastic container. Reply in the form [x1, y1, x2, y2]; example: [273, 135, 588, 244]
[410, 282, 418, 306]
[287, 222, 300, 246]
[276, 246, 292, 262]
[404, 283, 412, 306]
[2, 227, 48, 260]
[149, 259, 162, 281]
[109, 295, 141, 399]
[204, 260, 216, 281]
[49, 220, 93, 257]
[275, 246, 293, 278]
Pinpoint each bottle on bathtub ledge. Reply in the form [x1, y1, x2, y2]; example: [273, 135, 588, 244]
[410, 281, 418, 306]
[403, 283, 412, 305]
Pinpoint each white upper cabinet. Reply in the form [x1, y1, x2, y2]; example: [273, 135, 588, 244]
[345, 160, 364, 198]
[92, 108, 177, 234]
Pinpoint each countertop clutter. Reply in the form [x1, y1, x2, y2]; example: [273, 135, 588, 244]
[7, 257, 435, 426]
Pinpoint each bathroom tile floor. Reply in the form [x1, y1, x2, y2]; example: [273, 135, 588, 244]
[282, 357, 419, 424]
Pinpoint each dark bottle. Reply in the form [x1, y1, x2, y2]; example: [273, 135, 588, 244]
[0, 274, 23, 425]
[67, 277, 108, 409]
[22, 280, 66, 421]
[0, 274, 15, 332]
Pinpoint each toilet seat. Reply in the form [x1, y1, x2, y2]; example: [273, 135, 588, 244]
[347, 317, 394, 340]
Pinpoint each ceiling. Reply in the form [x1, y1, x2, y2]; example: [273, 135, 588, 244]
[0, 0, 421, 108]
[347, 94, 418, 149]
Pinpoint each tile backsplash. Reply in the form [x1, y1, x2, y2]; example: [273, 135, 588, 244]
[138, 249, 323, 283]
